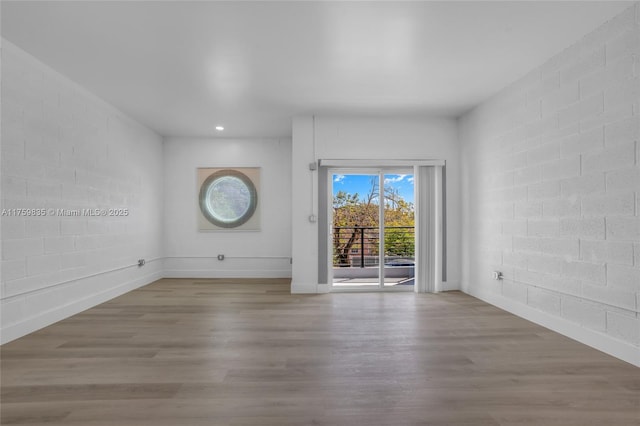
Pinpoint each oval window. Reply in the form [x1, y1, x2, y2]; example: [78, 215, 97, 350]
[199, 170, 258, 228]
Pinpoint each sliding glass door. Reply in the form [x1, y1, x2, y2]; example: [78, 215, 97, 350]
[330, 169, 415, 291]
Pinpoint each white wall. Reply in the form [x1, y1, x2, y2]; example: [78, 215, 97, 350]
[1, 40, 164, 343]
[163, 137, 292, 278]
[292, 115, 460, 293]
[459, 3, 639, 366]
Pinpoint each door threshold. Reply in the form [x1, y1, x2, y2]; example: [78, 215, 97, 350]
[330, 286, 414, 293]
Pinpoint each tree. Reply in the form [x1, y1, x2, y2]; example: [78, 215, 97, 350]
[383, 197, 415, 258]
[332, 182, 379, 267]
[333, 178, 414, 267]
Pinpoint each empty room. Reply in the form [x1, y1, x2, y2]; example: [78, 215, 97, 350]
[1, 1, 639, 425]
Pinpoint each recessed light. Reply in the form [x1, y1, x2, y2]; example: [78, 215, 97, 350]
[215, 126, 224, 131]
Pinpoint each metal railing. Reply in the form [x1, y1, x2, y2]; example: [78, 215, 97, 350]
[332, 226, 415, 268]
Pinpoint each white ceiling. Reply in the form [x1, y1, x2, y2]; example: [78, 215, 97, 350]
[1, 1, 634, 138]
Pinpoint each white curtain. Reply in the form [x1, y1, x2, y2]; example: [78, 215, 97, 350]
[414, 165, 443, 293]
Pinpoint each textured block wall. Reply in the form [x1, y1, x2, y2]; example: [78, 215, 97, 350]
[1, 41, 164, 342]
[460, 4, 639, 361]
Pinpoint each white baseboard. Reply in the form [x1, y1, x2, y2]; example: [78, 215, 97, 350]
[441, 281, 460, 291]
[291, 281, 321, 294]
[316, 283, 330, 293]
[464, 286, 640, 368]
[163, 269, 292, 279]
[1, 270, 163, 344]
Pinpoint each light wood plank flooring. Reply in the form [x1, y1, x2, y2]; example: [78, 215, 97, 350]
[2, 278, 639, 425]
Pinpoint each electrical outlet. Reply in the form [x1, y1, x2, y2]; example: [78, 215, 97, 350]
[138, 259, 146, 267]
[493, 271, 503, 280]
[217, 254, 225, 261]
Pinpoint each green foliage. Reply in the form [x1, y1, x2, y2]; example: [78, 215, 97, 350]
[332, 180, 414, 267]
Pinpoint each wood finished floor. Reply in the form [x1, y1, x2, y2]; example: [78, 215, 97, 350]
[1, 278, 638, 426]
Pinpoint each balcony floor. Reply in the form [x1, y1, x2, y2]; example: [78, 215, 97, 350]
[333, 277, 414, 287]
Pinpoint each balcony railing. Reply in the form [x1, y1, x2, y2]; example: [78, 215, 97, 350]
[332, 226, 415, 268]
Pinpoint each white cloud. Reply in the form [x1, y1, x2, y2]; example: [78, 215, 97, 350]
[384, 174, 408, 184]
[334, 174, 346, 183]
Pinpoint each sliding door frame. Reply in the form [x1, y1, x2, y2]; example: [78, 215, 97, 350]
[319, 159, 444, 294]
[327, 167, 417, 292]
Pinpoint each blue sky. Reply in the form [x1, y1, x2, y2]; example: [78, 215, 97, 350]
[333, 174, 414, 204]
